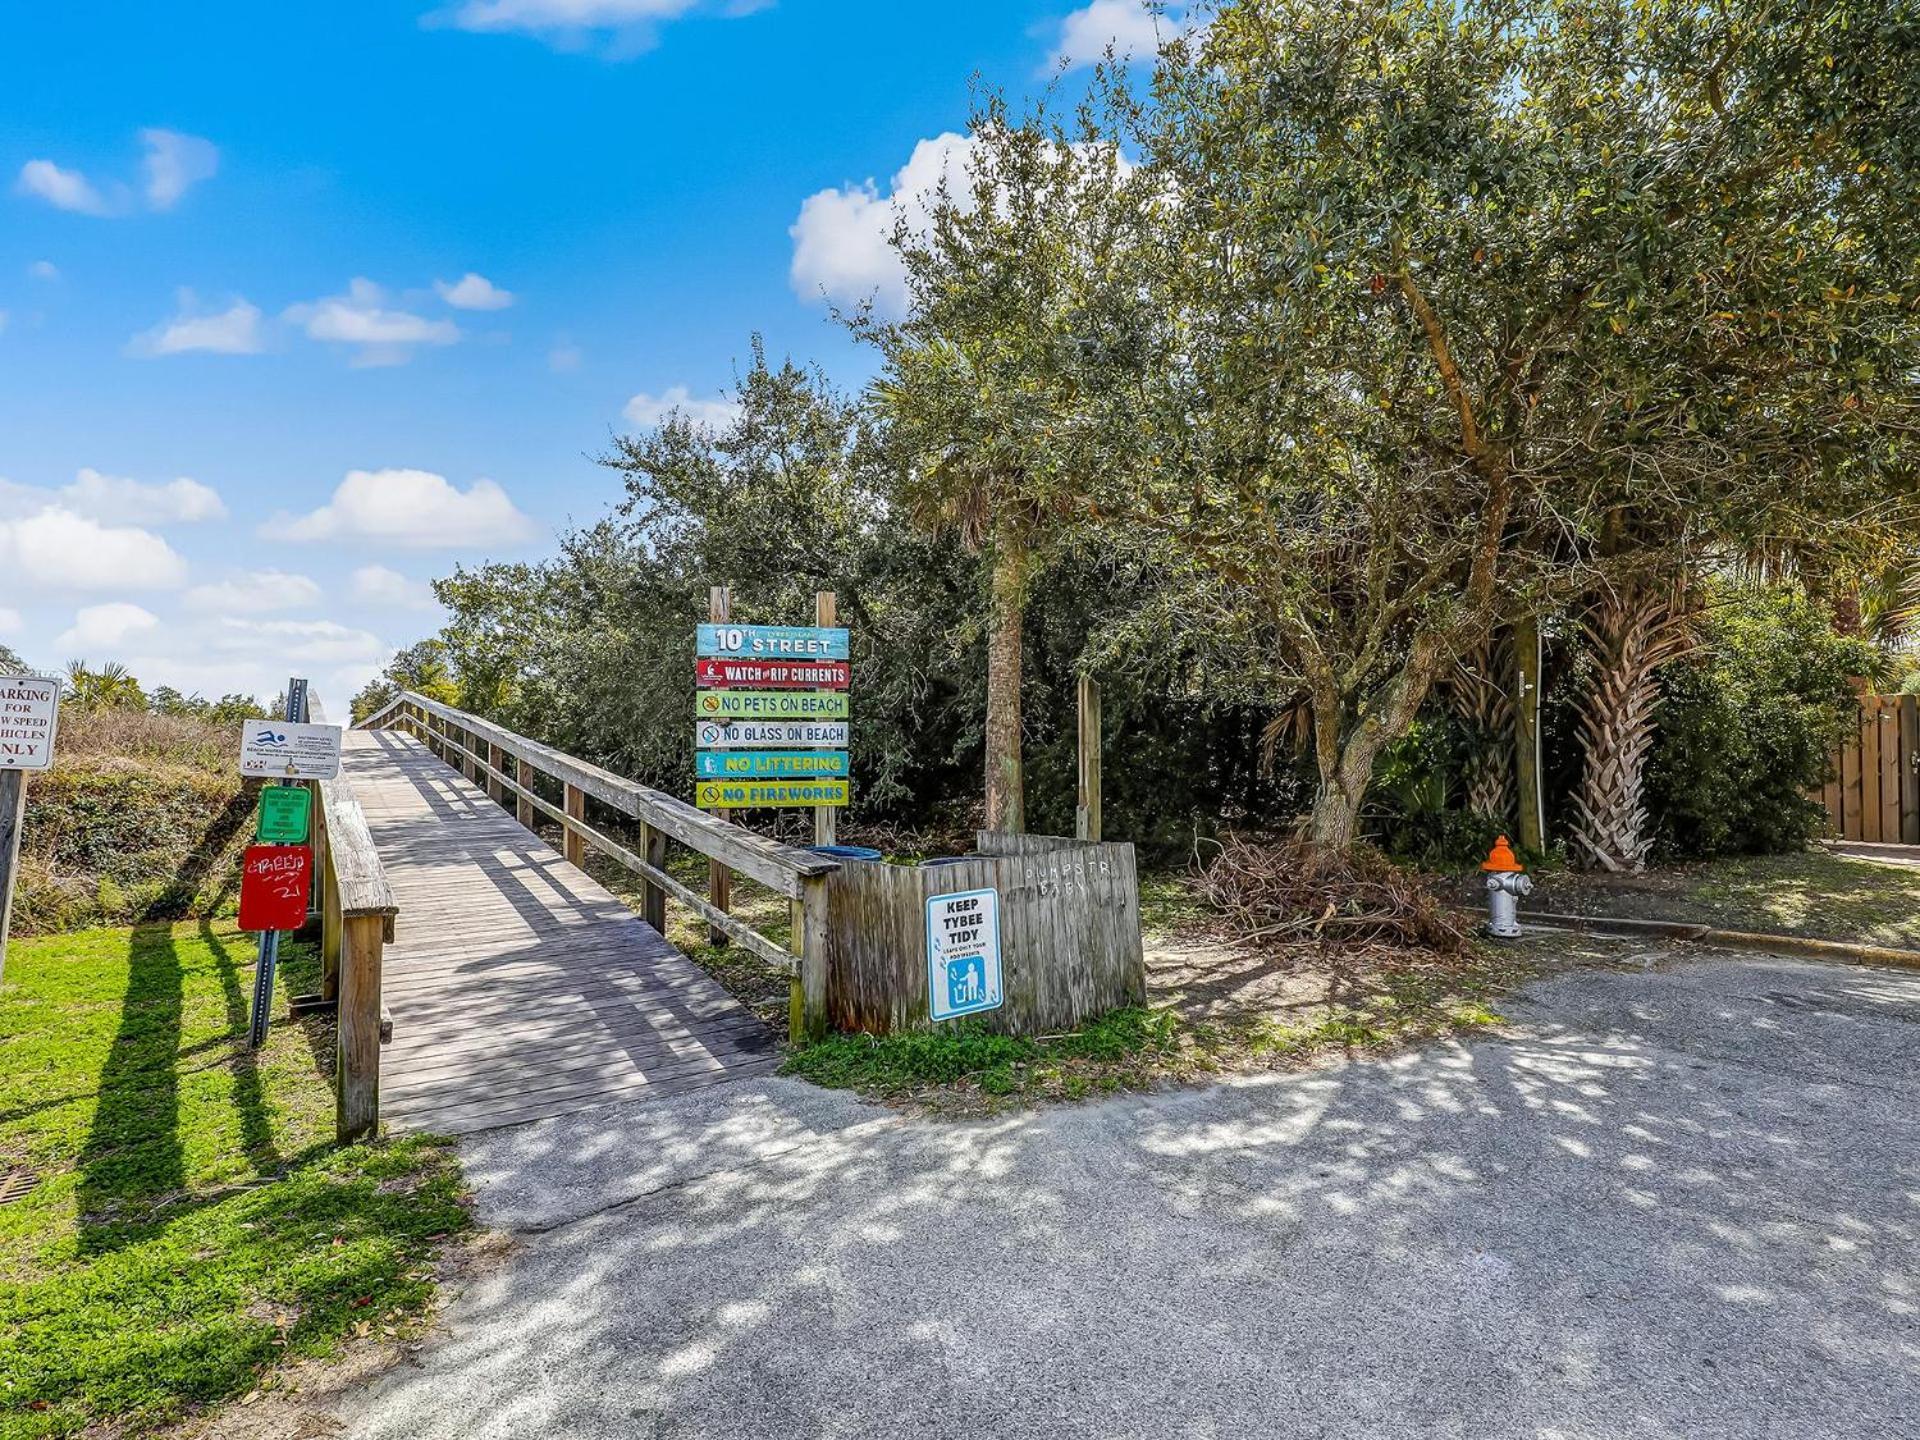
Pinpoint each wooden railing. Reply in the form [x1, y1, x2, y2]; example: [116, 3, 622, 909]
[356, 692, 839, 1042]
[306, 697, 397, 1143]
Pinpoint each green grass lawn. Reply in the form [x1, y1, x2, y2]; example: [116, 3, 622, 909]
[0, 922, 467, 1439]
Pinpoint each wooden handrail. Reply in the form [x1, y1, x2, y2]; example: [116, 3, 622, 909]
[307, 695, 394, 1142]
[359, 691, 837, 1041]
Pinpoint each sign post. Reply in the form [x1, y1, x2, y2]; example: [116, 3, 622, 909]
[243, 679, 338, 1049]
[0, 674, 60, 983]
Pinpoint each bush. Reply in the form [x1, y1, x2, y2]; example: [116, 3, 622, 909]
[14, 710, 255, 933]
[1645, 586, 1877, 860]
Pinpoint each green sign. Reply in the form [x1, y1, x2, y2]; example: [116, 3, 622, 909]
[256, 786, 312, 844]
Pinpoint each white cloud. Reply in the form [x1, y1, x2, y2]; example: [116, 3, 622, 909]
[206, 617, 390, 667]
[139, 129, 219, 209]
[623, 385, 740, 430]
[789, 132, 978, 316]
[56, 602, 161, 653]
[0, 508, 188, 591]
[129, 292, 265, 356]
[430, 0, 757, 53]
[28, 260, 59, 281]
[1046, 0, 1178, 72]
[285, 279, 460, 366]
[548, 341, 583, 373]
[0, 608, 22, 635]
[184, 570, 323, 614]
[266, 468, 536, 548]
[351, 564, 440, 610]
[61, 467, 227, 524]
[435, 272, 514, 310]
[15, 158, 116, 216]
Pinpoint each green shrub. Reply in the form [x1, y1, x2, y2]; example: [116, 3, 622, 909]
[1646, 586, 1877, 860]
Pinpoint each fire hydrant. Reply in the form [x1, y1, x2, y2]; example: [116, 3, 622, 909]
[1482, 835, 1534, 939]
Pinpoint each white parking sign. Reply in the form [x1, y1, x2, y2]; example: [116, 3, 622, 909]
[0, 676, 60, 771]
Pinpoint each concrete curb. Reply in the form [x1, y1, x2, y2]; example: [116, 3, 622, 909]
[1510, 908, 1920, 971]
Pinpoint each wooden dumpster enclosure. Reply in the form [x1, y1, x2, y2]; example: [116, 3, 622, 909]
[822, 832, 1146, 1035]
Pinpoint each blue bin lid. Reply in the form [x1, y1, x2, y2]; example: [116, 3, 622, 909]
[808, 844, 884, 862]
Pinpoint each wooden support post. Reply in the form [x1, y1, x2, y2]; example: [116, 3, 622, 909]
[1512, 614, 1546, 857]
[487, 743, 507, 804]
[706, 583, 734, 945]
[563, 783, 587, 868]
[321, 855, 342, 1002]
[638, 821, 668, 932]
[1076, 674, 1102, 843]
[814, 590, 839, 847]
[516, 756, 536, 830]
[463, 728, 480, 785]
[335, 913, 385, 1143]
[789, 872, 831, 1045]
[0, 769, 25, 985]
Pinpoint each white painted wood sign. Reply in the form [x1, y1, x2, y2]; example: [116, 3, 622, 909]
[0, 676, 60, 771]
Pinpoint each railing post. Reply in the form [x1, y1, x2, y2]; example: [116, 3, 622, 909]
[638, 820, 668, 932]
[516, 756, 535, 829]
[488, 742, 507, 804]
[790, 872, 830, 1045]
[564, 783, 587, 867]
[336, 913, 384, 1143]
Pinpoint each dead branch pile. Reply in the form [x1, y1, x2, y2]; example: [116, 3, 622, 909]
[1196, 834, 1471, 955]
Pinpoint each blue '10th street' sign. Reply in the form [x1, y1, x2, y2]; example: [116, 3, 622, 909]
[697, 624, 849, 660]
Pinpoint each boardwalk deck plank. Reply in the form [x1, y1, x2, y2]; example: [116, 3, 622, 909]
[341, 730, 778, 1135]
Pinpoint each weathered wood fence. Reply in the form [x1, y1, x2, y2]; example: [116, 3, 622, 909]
[823, 832, 1145, 1035]
[304, 697, 397, 1143]
[1818, 693, 1920, 845]
[356, 692, 840, 1041]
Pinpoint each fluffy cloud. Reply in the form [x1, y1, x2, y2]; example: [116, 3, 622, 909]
[184, 570, 323, 614]
[789, 133, 978, 316]
[0, 508, 188, 591]
[28, 260, 59, 281]
[140, 129, 219, 209]
[1046, 0, 1179, 72]
[0, 608, 22, 635]
[129, 292, 265, 356]
[430, 0, 759, 53]
[64, 467, 227, 524]
[15, 130, 218, 216]
[285, 279, 459, 366]
[266, 468, 536, 548]
[435, 272, 514, 310]
[548, 341, 583, 373]
[1, 469, 226, 525]
[57, 602, 161, 653]
[623, 385, 740, 430]
[351, 565, 440, 610]
[15, 159, 114, 216]
[205, 617, 390, 667]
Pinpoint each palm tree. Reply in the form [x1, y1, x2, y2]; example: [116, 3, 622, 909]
[63, 660, 147, 712]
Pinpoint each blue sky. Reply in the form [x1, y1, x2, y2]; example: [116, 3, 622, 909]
[0, 0, 1175, 710]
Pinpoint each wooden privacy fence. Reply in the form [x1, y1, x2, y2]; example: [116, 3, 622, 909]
[356, 692, 840, 1041]
[305, 697, 397, 1143]
[1818, 693, 1920, 845]
[823, 832, 1146, 1036]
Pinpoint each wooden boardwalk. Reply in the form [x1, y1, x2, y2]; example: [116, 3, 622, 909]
[341, 729, 779, 1135]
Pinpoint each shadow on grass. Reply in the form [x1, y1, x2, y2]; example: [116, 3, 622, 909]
[75, 922, 185, 1253]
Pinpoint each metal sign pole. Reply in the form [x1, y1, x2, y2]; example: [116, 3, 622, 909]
[247, 677, 307, 1050]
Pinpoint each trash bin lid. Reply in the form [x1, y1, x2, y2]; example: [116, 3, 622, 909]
[807, 844, 884, 862]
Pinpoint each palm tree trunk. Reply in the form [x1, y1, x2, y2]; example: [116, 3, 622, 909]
[984, 532, 1027, 833]
[1569, 579, 1696, 872]
[1444, 636, 1515, 824]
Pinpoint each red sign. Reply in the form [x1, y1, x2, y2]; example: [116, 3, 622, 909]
[695, 658, 850, 691]
[239, 844, 313, 933]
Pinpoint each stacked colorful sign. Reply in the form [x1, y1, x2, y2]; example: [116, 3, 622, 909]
[696, 623, 851, 808]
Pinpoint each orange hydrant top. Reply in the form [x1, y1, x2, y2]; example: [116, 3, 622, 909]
[1481, 835, 1525, 873]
